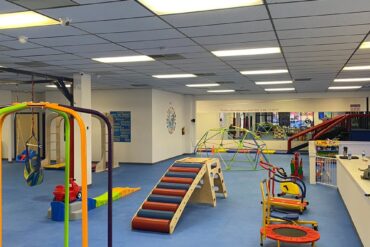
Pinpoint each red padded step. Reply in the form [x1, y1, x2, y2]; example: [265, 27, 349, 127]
[142, 201, 179, 212]
[152, 188, 187, 197]
[169, 167, 200, 173]
[132, 216, 170, 233]
[161, 177, 194, 184]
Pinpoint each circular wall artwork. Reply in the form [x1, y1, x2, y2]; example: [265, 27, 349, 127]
[166, 104, 176, 134]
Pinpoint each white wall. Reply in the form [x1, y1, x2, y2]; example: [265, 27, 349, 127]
[91, 89, 153, 163]
[0, 90, 13, 160]
[151, 90, 191, 163]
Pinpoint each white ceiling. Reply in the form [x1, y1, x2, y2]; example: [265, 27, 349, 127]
[0, 0, 369, 95]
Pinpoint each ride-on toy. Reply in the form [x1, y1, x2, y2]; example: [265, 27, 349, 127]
[53, 178, 81, 202]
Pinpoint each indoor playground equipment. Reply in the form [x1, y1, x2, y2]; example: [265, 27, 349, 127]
[0, 102, 89, 247]
[260, 161, 300, 199]
[263, 172, 309, 213]
[256, 122, 274, 136]
[132, 157, 227, 234]
[260, 210, 320, 247]
[195, 127, 270, 171]
[42, 113, 66, 169]
[48, 187, 140, 221]
[291, 152, 304, 179]
[43, 111, 118, 172]
[260, 180, 318, 230]
[259, 160, 302, 199]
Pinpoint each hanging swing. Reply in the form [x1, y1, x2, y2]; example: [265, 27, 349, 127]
[23, 76, 44, 186]
[24, 132, 44, 186]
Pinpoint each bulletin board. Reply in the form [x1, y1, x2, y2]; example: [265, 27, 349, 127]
[110, 111, 131, 142]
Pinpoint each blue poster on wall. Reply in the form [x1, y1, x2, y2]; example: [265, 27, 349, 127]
[110, 111, 131, 142]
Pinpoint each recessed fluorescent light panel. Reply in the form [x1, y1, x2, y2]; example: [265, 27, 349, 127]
[265, 88, 295, 92]
[46, 84, 71, 88]
[137, 0, 263, 15]
[360, 41, 370, 49]
[186, 83, 220, 87]
[343, 65, 370, 71]
[92, 55, 154, 63]
[0, 11, 59, 29]
[207, 89, 235, 93]
[334, 78, 370, 82]
[241, 69, 288, 75]
[153, 74, 197, 79]
[212, 47, 280, 57]
[329, 86, 362, 90]
[255, 80, 292, 85]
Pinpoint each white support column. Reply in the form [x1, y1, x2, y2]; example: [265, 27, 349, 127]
[73, 73, 92, 185]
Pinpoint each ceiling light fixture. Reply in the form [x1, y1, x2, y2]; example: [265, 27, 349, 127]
[264, 88, 295, 92]
[153, 74, 197, 79]
[255, 80, 292, 85]
[212, 47, 280, 57]
[207, 89, 235, 93]
[343, 65, 370, 71]
[186, 83, 220, 87]
[92, 55, 154, 63]
[360, 41, 370, 49]
[241, 69, 288, 75]
[0, 11, 59, 29]
[46, 84, 71, 88]
[137, 0, 263, 15]
[329, 86, 362, 90]
[334, 78, 370, 82]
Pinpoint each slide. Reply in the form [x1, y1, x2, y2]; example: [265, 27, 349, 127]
[131, 157, 227, 234]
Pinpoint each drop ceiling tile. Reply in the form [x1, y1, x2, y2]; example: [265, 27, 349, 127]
[23, 53, 82, 62]
[278, 25, 370, 40]
[100, 29, 184, 43]
[195, 32, 277, 45]
[138, 45, 205, 55]
[281, 35, 365, 47]
[269, 0, 370, 18]
[75, 17, 170, 34]
[0, 1, 25, 14]
[120, 38, 196, 50]
[285, 50, 353, 58]
[1, 47, 63, 57]
[275, 12, 370, 30]
[0, 26, 86, 39]
[78, 50, 137, 58]
[179, 20, 273, 37]
[283, 43, 359, 52]
[32, 35, 108, 47]
[40, 1, 152, 23]
[0, 41, 41, 49]
[56, 43, 126, 53]
[163, 5, 268, 27]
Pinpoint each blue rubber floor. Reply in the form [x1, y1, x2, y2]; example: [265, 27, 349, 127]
[2, 154, 362, 247]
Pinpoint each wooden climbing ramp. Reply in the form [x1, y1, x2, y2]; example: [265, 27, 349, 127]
[131, 157, 227, 234]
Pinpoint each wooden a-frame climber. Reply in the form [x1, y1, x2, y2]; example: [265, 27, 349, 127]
[132, 157, 227, 234]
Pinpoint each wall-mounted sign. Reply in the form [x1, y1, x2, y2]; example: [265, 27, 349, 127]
[110, 111, 131, 142]
[350, 104, 361, 112]
[166, 104, 176, 134]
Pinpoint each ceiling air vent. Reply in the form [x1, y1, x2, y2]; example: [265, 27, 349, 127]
[217, 81, 234, 85]
[294, 78, 312, 82]
[194, 73, 216, 77]
[149, 54, 185, 61]
[7, 0, 79, 9]
[15, 61, 50, 67]
[131, 84, 150, 88]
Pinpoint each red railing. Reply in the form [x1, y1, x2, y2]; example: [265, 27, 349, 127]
[288, 114, 370, 152]
[287, 115, 345, 151]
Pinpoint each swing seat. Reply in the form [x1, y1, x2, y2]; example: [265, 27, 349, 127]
[24, 157, 44, 186]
